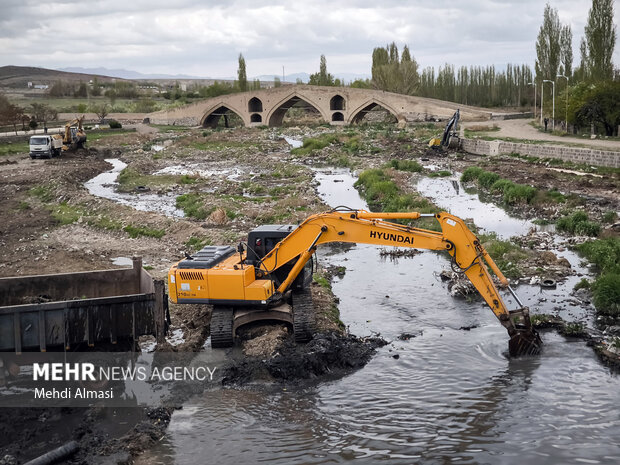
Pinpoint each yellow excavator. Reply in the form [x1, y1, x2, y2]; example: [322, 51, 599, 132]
[168, 209, 542, 356]
[62, 115, 87, 151]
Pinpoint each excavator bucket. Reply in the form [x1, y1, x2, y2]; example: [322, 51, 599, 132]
[507, 307, 543, 356]
[509, 329, 543, 356]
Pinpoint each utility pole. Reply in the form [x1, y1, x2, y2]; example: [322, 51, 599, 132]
[527, 82, 537, 119]
[543, 79, 555, 131]
[282, 66, 285, 84]
[557, 75, 568, 132]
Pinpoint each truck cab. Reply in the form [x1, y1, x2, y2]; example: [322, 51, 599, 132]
[29, 135, 62, 159]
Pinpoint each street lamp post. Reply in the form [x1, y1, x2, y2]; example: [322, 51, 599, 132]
[557, 75, 568, 133]
[527, 82, 537, 120]
[543, 79, 555, 131]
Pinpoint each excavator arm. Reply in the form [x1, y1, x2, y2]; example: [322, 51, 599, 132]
[256, 209, 542, 356]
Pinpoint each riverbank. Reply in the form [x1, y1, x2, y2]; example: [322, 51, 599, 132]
[1, 122, 619, 464]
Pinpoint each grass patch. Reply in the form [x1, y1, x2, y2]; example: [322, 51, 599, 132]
[388, 159, 423, 172]
[0, 140, 29, 156]
[50, 202, 86, 225]
[428, 170, 452, 178]
[117, 167, 184, 192]
[176, 193, 210, 220]
[29, 185, 55, 202]
[85, 129, 133, 142]
[291, 133, 339, 156]
[556, 211, 601, 237]
[123, 224, 165, 239]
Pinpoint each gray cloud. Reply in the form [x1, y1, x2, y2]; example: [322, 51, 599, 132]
[0, 0, 617, 77]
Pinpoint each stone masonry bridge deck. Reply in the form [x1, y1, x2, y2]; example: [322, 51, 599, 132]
[147, 85, 501, 128]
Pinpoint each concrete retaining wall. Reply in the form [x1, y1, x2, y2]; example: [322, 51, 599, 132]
[461, 138, 620, 168]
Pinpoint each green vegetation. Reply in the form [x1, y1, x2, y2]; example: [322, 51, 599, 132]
[116, 167, 189, 192]
[479, 232, 529, 279]
[556, 211, 601, 236]
[176, 193, 210, 220]
[461, 167, 538, 205]
[355, 168, 436, 214]
[428, 170, 452, 178]
[291, 133, 339, 156]
[123, 225, 165, 239]
[185, 236, 213, 251]
[574, 278, 591, 291]
[29, 185, 55, 202]
[530, 313, 553, 326]
[602, 211, 618, 224]
[0, 140, 29, 156]
[560, 322, 587, 337]
[577, 237, 620, 317]
[50, 202, 86, 225]
[387, 159, 423, 172]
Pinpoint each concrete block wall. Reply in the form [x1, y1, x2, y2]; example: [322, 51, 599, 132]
[461, 138, 620, 168]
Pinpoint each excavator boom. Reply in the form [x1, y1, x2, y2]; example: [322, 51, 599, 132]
[169, 209, 542, 356]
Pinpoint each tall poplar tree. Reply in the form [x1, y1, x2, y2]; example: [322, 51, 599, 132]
[535, 3, 562, 82]
[581, 0, 616, 81]
[237, 53, 247, 92]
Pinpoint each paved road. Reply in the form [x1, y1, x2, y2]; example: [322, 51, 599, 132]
[462, 118, 620, 151]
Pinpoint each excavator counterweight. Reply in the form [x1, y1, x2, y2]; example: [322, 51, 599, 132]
[169, 209, 542, 356]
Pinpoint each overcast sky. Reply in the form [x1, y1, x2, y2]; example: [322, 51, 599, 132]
[1, 0, 618, 79]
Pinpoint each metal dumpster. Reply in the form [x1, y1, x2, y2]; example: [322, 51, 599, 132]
[0, 258, 167, 353]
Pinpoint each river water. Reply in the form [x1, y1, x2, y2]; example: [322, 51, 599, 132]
[141, 168, 620, 465]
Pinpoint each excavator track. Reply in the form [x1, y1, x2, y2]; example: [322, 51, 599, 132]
[292, 289, 316, 343]
[210, 306, 234, 348]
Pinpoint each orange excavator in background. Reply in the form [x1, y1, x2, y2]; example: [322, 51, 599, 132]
[168, 209, 542, 356]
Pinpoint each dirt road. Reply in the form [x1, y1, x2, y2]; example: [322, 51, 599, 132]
[462, 118, 620, 151]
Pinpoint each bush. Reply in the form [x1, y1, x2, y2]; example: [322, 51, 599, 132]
[477, 171, 500, 189]
[557, 211, 600, 236]
[591, 273, 620, 317]
[461, 166, 484, 183]
[577, 238, 620, 273]
[109, 120, 122, 129]
[502, 184, 537, 205]
[490, 178, 514, 194]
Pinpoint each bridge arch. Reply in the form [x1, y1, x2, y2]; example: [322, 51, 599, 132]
[200, 102, 246, 128]
[349, 99, 401, 125]
[330, 94, 345, 111]
[248, 97, 263, 113]
[266, 91, 330, 127]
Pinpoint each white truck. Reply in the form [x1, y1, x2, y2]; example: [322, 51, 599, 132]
[29, 134, 63, 159]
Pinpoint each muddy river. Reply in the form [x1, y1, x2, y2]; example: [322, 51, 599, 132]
[130, 168, 620, 465]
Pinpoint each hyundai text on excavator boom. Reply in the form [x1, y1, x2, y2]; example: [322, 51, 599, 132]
[168, 209, 542, 356]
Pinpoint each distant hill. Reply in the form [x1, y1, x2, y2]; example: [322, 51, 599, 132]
[0, 65, 372, 89]
[58, 67, 208, 80]
[0, 65, 124, 88]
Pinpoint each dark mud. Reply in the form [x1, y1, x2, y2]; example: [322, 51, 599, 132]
[222, 332, 388, 385]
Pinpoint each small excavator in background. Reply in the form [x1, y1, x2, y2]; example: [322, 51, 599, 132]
[62, 115, 87, 151]
[28, 116, 87, 159]
[428, 109, 460, 150]
[168, 209, 542, 356]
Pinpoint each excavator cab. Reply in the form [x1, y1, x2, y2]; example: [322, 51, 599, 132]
[246, 224, 312, 291]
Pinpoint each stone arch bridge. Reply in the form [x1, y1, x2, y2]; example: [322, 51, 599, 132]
[148, 85, 497, 128]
